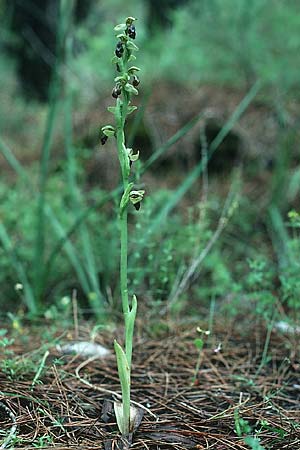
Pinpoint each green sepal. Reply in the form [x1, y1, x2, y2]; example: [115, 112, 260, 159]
[103, 130, 115, 137]
[101, 125, 116, 137]
[129, 190, 145, 205]
[120, 182, 134, 216]
[125, 83, 138, 95]
[126, 41, 139, 51]
[126, 17, 136, 26]
[114, 340, 130, 436]
[126, 148, 139, 161]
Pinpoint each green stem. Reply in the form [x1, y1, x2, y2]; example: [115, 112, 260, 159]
[116, 93, 133, 433]
[117, 116, 130, 316]
[120, 208, 129, 315]
[192, 351, 203, 384]
[111, 21, 140, 435]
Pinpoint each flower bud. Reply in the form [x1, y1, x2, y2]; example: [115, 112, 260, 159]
[129, 190, 145, 210]
[125, 17, 136, 27]
[126, 148, 139, 162]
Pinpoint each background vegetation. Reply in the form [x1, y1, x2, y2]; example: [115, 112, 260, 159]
[0, 0, 299, 327]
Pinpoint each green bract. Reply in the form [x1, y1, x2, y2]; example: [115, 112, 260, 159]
[128, 54, 136, 62]
[126, 105, 138, 115]
[126, 41, 139, 52]
[114, 74, 130, 83]
[124, 83, 138, 95]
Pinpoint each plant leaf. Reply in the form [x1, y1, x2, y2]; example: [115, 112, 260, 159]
[114, 340, 130, 435]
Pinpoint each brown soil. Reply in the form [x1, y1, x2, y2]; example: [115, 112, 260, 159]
[0, 320, 299, 449]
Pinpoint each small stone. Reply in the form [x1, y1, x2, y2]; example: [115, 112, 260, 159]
[57, 341, 111, 358]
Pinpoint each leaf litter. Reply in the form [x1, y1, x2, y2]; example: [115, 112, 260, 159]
[0, 320, 299, 449]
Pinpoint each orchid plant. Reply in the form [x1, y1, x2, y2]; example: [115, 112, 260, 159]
[101, 17, 144, 437]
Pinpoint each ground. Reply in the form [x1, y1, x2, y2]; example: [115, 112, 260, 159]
[0, 318, 299, 449]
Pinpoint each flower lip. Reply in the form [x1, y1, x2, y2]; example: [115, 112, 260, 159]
[127, 24, 136, 39]
[132, 75, 140, 87]
[100, 135, 108, 145]
[112, 86, 122, 98]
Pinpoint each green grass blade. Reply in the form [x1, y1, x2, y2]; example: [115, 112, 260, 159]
[33, 0, 70, 304]
[146, 80, 261, 237]
[44, 189, 120, 273]
[0, 222, 36, 313]
[44, 205, 94, 299]
[287, 167, 300, 201]
[33, 96, 60, 303]
[0, 138, 26, 179]
[267, 205, 290, 268]
[141, 112, 204, 173]
[63, 37, 105, 315]
[0, 138, 95, 308]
